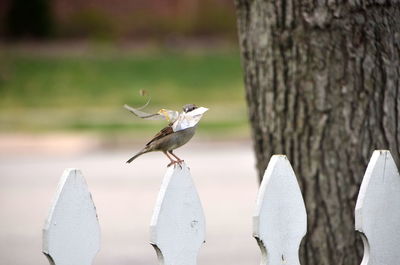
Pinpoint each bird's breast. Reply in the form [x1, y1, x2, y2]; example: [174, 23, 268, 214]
[151, 126, 196, 151]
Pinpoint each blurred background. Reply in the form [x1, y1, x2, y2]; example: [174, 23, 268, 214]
[0, 0, 247, 141]
[0, 1, 260, 265]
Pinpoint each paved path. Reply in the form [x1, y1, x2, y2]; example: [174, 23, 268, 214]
[0, 141, 260, 265]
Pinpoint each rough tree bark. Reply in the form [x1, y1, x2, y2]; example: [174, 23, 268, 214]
[234, 1, 400, 265]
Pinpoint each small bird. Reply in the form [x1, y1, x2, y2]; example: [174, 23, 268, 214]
[124, 103, 208, 167]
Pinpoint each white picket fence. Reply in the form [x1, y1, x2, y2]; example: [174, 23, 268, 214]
[42, 150, 400, 265]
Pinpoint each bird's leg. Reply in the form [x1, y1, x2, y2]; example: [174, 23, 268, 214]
[168, 150, 183, 169]
[168, 150, 184, 164]
[163, 151, 178, 167]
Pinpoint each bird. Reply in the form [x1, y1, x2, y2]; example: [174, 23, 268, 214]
[124, 103, 208, 167]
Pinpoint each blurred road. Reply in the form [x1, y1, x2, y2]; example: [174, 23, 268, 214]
[0, 139, 261, 265]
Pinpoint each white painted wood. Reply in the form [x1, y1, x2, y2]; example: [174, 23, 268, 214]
[355, 150, 400, 265]
[42, 168, 100, 265]
[254, 155, 307, 265]
[150, 163, 206, 265]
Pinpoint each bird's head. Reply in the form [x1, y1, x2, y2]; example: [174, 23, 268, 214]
[183, 104, 198, 113]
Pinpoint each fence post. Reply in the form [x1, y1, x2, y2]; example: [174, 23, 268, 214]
[355, 150, 400, 265]
[42, 168, 100, 265]
[150, 163, 206, 265]
[254, 155, 307, 265]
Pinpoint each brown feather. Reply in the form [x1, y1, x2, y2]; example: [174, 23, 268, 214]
[146, 124, 174, 146]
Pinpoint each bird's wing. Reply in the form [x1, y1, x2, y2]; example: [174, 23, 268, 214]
[146, 125, 174, 146]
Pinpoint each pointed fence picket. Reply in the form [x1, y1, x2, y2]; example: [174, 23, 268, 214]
[42, 150, 400, 265]
[42, 168, 100, 265]
[355, 150, 400, 265]
[150, 163, 206, 265]
[254, 155, 307, 265]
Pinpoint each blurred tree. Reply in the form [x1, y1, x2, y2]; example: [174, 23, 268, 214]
[235, 1, 399, 265]
[6, 0, 53, 38]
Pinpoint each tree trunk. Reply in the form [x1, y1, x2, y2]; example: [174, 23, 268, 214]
[234, 1, 400, 265]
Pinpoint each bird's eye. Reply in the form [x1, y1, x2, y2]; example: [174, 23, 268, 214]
[183, 104, 197, 112]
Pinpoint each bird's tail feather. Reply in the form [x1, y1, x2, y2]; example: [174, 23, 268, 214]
[126, 149, 149, 163]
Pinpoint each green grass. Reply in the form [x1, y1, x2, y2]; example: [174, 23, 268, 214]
[0, 47, 249, 137]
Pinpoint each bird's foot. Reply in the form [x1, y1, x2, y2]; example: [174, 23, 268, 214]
[176, 159, 185, 169]
[167, 161, 178, 167]
[167, 160, 184, 168]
